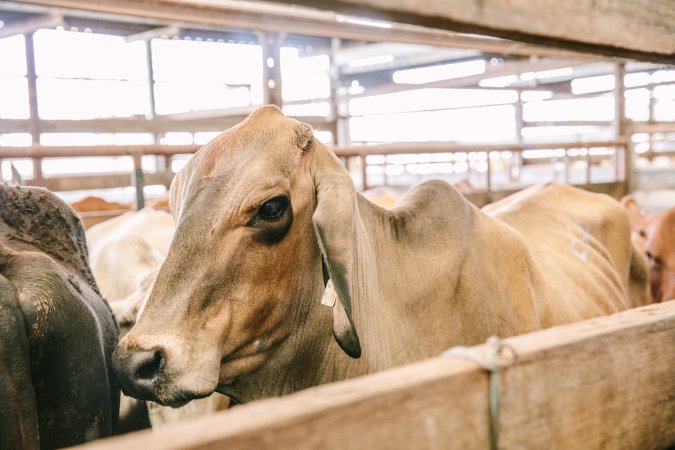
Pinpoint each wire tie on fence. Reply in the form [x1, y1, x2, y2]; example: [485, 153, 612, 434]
[442, 336, 517, 450]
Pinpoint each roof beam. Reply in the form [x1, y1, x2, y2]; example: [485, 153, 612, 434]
[0, 11, 61, 38]
[6, 0, 599, 60]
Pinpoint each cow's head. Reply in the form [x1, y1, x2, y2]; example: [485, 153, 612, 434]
[620, 195, 655, 252]
[645, 209, 675, 303]
[113, 106, 361, 406]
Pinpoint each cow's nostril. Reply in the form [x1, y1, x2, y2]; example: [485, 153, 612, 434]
[134, 349, 164, 382]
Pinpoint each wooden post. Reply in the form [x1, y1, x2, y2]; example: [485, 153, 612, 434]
[625, 140, 635, 194]
[360, 154, 368, 191]
[132, 152, 145, 210]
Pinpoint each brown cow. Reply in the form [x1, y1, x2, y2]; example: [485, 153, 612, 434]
[622, 195, 675, 303]
[113, 106, 648, 407]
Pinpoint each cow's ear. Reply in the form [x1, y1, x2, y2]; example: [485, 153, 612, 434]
[168, 160, 194, 223]
[621, 195, 643, 224]
[311, 141, 362, 359]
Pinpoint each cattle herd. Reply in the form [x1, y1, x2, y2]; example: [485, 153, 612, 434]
[1, 105, 673, 449]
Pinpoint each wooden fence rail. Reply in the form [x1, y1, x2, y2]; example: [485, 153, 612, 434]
[73, 301, 675, 450]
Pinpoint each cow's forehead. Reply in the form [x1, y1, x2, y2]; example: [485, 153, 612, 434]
[174, 117, 306, 221]
[196, 111, 297, 175]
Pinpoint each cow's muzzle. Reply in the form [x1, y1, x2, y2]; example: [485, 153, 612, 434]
[113, 345, 165, 401]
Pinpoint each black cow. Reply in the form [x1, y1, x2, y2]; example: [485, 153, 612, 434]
[0, 184, 119, 449]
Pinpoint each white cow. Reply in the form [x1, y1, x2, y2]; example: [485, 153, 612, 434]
[88, 208, 174, 333]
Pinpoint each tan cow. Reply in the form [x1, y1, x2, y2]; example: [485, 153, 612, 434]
[622, 195, 675, 303]
[113, 105, 649, 407]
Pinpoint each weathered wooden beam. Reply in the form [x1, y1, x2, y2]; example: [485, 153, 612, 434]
[73, 301, 675, 450]
[24, 172, 171, 192]
[262, 0, 675, 63]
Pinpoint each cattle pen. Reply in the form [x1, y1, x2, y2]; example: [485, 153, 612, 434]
[1, 0, 674, 449]
[75, 300, 675, 450]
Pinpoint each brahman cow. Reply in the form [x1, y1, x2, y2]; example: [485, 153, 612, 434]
[622, 195, 675, 302]
[114, 105, 649, 407]
[71, 195, 131, 215]
[0, 184, 119, 449]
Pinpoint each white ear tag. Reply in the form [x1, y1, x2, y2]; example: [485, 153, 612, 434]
[321, 279, 338, 308]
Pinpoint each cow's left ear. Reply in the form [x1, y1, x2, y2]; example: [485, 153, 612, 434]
[311, 139, 362, 359]
[168, 159, 195, 223]
[295, 122, 314, 151]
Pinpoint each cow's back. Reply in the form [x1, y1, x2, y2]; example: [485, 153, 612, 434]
[484, 183, 648, 326]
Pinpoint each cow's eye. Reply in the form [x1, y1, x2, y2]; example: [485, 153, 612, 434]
[646, 251, 661, 267]
[248, 196, 293, 243]
[257, 197, 288, 221]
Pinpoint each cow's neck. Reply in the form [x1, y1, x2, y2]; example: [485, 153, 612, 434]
[293, 181, 542, 390]
[284, 183, 484, 389]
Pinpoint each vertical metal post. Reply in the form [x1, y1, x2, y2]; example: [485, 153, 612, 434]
[486, 151, 492, 202]
[25, 32, 43, 184]
[145, 39, 157, 119]
[132, 152, 145, 210]
[613, 62, 628, 193]
[564, 149, 570, 183]
[144, 40, 172, 192]
[145, 39, 166, 198]
[328, 37, 341, 147]
[329, 37, 357, 186]
[260, 31, 283, 107]
[512, 89, 524, 183]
